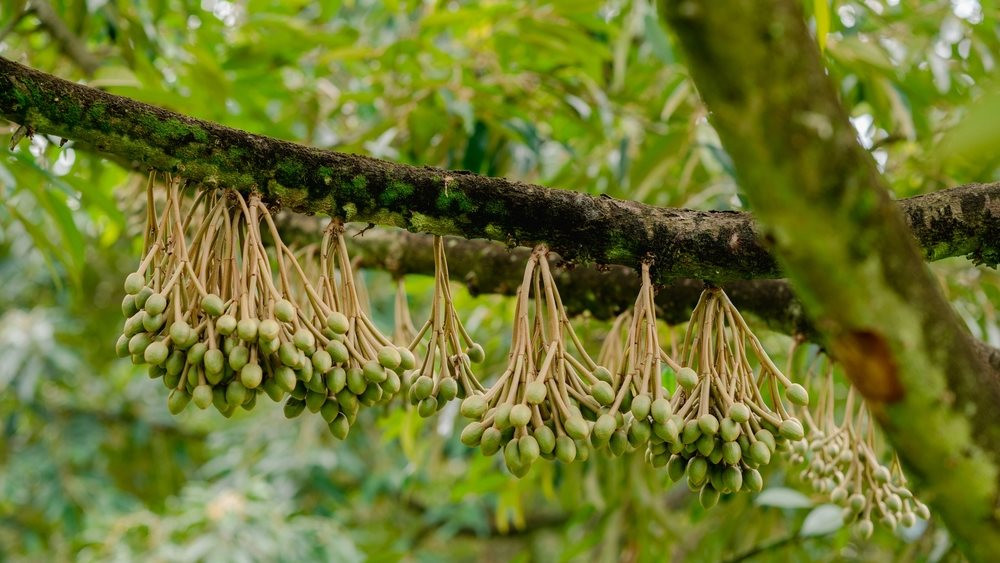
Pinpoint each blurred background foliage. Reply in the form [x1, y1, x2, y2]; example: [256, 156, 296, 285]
[0, 0, 998, 561]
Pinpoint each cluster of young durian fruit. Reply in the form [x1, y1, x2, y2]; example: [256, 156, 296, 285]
[118, 177, 927, 524]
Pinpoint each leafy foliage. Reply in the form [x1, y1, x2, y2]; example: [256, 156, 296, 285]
[0, 0, 998, 561]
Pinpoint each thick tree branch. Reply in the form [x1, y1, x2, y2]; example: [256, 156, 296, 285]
[662, 0, 1000, 558]
[0, 56, 998, 285]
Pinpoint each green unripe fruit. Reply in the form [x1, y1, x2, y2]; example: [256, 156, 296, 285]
[461, 394, 488, 419]
[494, 403, 513, 429]
[165, 350, 186, 376]
[226, 381, 248, 407]
[134, 286, 154, 309]
[142, 312, 165, 332]
[854, 520, 874, 539]
[687, 456, 708, 485]
[534, 426, 556, 454]
[654, 418, 680, 443]
[169, 321, 194, 349]
[398, 347, 416, 370]
[148, 365, 165, 380]
[873, 466, 890, 483]
[696, 433, 716, 457]
[360, 383, 383, 405]
[336, 389, 359, 413]
[201, 294, 224, 317]
[461, 422, 485, 446]
[564, 416, 589, 440]
[124, 272, 145, 295]
[574, 439, 590, 462]
[786, 383, 809, 406]
[325, 311, 350, 334]
[216, 314, 237, 336]
[748, 441, 771, 465]
[305, 390, 327, 412]
[525, 381, 547, 404]
[319, 399, 341, 423]
[698, 413, 720, 436]
[630, 394, 652, 420]
[192, 384, 214, 409]
[608, 429, 628, 456]
[298, 354, 314, 382]
[755, 429, 776, 452]
[204, 347, 224, 373]
[326, 367, 347, 394]
[363, 360, 387, 383]
[236, 318, 258, 342]
[555, 435, 577, 463]
[144, 340, 169, 365]
[722, 441, 742, 465]
[480, 427, 503, 456]
[682, 419, 702, 444]
[329, 414, 351, 439]
[345, 367, 366, 395]
[255, 318, 278, 341]
[418, 397, 438, 417]
[720, 417, 741, 442]
[293, 329, 315, 354]
[262, 378, 285, 402]
[677, 367, 698, 390]
[228, 345, 249, 371]
[162, 368, 180, 388]
[273, 299, 295, 323]
[590, 365, 612, 384]
[123, 313, 144, 337]
[509, 404, 532, 427]
[723, 465, 743, 492]
[666, 455, 686, 481]
[590, 381, 615, 406]
[593, 414, 617, 442]
[278, 342, 300, 368]
[628, 419, 652, 446]
[700, 484, 720, 509]
[412, 375, 434, 400]
[325, 340, 349, 365]
[726, 403, 749, 425]
[438, 377, 458, 402]
[465, 342, 485, 364]
[311, 350, 333, 374]
[650, 397, 671, 424]
[115, 334, 130, 358]
[144, 293, 167, 316]
[303, 368, 326, 392]
[519, 435, 540, 465]
[240, 363, 263, 389]
[376, 345, 401, 370]
[779, 418, 805, 441]
[503, 440, 522, 473]
[742, 468, 763, 492]
[900, 511, 916, 528]
[848, 493, 867, 512]
[167, 389, 190, 414]
[122, 294, 138, 317]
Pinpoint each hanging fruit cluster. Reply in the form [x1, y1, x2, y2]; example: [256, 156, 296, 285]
[458, 247, 615, 476]
[404, 236, 486, 416]
[116, 175, 412, 439]
[792, 364, 929, 537]
[659, 288, 810, 508]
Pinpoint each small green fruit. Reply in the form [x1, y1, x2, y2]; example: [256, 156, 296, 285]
[167, 389, 190, 414]
[124, 272, 145, 295]
[466, 343, 485, 364]
[460, 394, 488, 419]
[240, 363, 263, 389]
[786, 383, 809, 406]
[461, 422, 485, 446]
[510, 404, 532, 427]
[481, 427, 503, 456]
[237, 318, 258, 341]
[555, 435, 577, 463]
[631, 394, 652, 420]
[216, 314, 237, 336]
[201, 294, 225, 317]
[524, 381, 547, 404]
[193, 384, 214, 409]
[677, 367, 699, 390]
[590, 381, 615, 406]
[144, 293, 167, 316]
[325, 311, 350, 334]
[144, 340, 169, 365]
[329, 414, 350, 439]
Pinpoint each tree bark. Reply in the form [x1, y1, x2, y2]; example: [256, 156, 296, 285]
[1, 56, 998, 285]
[662, 0, 1000, 558]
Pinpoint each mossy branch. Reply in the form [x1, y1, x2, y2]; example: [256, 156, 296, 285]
[0, 56, 998, 284]
[662, 0, 1000, 557]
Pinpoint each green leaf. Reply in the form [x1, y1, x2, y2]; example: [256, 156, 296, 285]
[814, 0, 830, 53]
[755, 487, 814, 509]
[800, 503, 845, 536]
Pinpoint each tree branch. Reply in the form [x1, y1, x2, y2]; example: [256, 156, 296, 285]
[0, 56, 998, 285]
[662, 0, 1000, 558]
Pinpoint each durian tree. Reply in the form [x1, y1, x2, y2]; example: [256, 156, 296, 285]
[1, 0, 999, 561]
